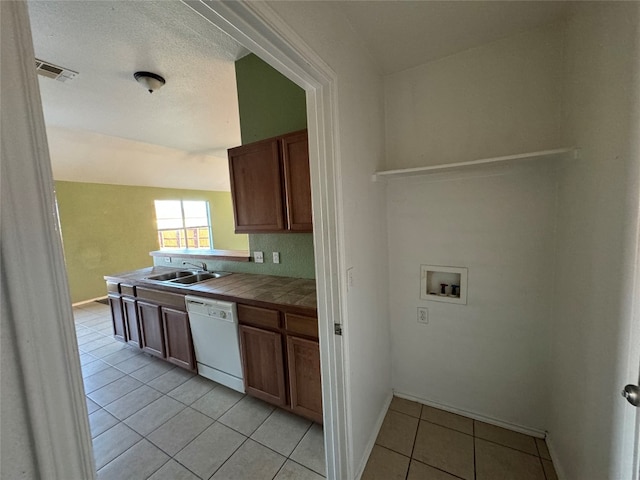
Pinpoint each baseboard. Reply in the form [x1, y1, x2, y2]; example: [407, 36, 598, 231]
[393, 390, 546, 438]
[72, 296, 108, 307]
[353, 390, 394, 480]
[545, 434, 567, 480]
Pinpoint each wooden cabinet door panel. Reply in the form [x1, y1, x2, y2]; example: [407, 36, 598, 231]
[123, 297, 141, 348]
[108, 294, 126, 343]
[239, 325, 287, 406]
[137, 301, 165, 358]
[281, 132, 313, 232]
[162, 307, 195, 371]
[228, 139, 284, 233]
[287, 336, 323, 423]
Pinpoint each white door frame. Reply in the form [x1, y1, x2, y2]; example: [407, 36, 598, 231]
[3, 0, 349, 478]
[181, 2, 350, 478]
[2, 1, 95, 478]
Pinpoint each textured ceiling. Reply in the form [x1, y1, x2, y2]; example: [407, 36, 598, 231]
[28, 1, 569, 158]
[334, 1, 569, 75]
[28, 1, 247, 158]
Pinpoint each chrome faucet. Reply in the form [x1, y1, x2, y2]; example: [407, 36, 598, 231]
[182, 261, 208, 272]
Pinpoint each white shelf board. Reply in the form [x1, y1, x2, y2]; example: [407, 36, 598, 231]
[373, 147, 578, 181]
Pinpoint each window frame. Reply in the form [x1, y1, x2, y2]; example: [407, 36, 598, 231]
[154, 199, 214, 250]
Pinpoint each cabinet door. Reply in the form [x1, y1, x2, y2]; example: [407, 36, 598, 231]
[137, 301, 165, 358]
[108, 294, 126, 343]
[228, 139, 284, 233]
[281, 132, 313, 232]
[122, 297, 141, 348]
[162, 307, 195, 371]
[286, 336, 323, 423]
[239, 325, 287, 406]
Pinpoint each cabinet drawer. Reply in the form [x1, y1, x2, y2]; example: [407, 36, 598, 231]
[285, 313, 318, 339]
[237, 304, 280, 330]
[106, 282, 120, 294]
[120, 283, 136, 297]
[136, 287, 185, 310]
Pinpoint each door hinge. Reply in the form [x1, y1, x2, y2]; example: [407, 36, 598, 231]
[334, 323, 343, 336]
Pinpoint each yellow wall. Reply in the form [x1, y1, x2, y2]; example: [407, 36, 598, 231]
[54, 181, 248, 303]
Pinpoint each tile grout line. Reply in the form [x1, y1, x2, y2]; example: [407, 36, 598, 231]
[80, 305, 327, 479]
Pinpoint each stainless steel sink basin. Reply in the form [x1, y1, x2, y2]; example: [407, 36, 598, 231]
[171, 272, 220, 284]
[146, 270, 195, 281]
[146, 270, 231, 285]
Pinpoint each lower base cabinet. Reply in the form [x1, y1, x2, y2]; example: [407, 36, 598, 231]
[106, 283, 195, 372]
[163, 307, 195, 370]
[123, 296, 141, 348]
[239, 325, 287, 406]
[108, 294, 126, 343]
[238, 304, 322, 423]
[287, 335, 323, 424]
[138, 301, 165, 358]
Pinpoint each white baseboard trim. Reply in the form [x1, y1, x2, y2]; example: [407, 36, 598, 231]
[354, 390, 394, 480]
[544, 434, 567, 480]
[72, 296, 108, 307]
[393, 390, 546, 439]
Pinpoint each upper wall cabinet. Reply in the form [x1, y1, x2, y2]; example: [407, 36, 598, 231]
[228, 130, 312, 233]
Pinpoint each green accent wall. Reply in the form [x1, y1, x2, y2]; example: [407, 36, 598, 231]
[153, 233, 315, 279]
[55, 181, 248, 303]
[234, 54, 316, 279]
[235, 53, 308, 144]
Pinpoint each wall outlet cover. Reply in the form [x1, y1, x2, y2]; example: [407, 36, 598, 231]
[254, 251, 264, 263]
[418, 307, 429, 324]
[272, 252, 280, 264]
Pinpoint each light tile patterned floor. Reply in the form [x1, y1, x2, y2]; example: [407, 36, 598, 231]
[74, 302, 325, 480]
[362, 397, 559, 480]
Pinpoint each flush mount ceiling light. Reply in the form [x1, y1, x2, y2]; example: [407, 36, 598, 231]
[134, 71, 165, 94]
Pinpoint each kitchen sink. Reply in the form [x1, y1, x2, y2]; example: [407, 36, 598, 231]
[146, 270, 231, 285]
[146, 270, 195, 281]
[171, 272, 224, 284]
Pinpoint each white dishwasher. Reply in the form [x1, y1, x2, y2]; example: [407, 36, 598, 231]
[185, 296, 245, 393]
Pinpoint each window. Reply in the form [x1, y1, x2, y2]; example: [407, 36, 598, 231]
[154, 200, 212, 249]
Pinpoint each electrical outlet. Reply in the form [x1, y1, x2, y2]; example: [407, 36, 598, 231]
[164, 257, 172, 263]
[417, 307, 429, 325]
[254, 251, 264, 263]
[273, 252, 280, 264]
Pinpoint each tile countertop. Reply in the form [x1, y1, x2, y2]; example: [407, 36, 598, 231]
[104, 267, 317, 313]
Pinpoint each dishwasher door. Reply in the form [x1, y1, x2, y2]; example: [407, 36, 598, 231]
[185, 296, 244, 393]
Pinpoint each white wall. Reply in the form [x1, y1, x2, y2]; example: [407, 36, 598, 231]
[385, 24, 563, 170]
[387, 164, 556, 431]
[269, 2, 391, 477]
[47, 126, 232, 191]
[550, 4, 640, 479]
[384, 23, 564, 432]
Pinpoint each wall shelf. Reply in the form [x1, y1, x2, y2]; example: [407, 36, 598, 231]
[373, 147, 578, 182]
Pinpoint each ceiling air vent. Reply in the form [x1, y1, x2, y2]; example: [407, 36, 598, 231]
[35, 58, 78, 82]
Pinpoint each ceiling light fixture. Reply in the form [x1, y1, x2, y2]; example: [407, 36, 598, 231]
[134, 71, 165, 94]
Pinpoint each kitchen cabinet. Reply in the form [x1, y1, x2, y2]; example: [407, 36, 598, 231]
[122, 297, 141, 348]
[107, 293, 126, 343]
[239, 325, 287, 406]
[281, 131, 313, 231]
[237, 304, 322, 423]
[105, 282, 195, 371]
[228, 130, 312, 233]
[162, 307, 195, 370]
[138, 301, 165, 358]
[287, 335, 322, 423]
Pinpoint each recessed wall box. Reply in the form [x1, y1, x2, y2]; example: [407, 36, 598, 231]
[420, 265, 468, 305]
